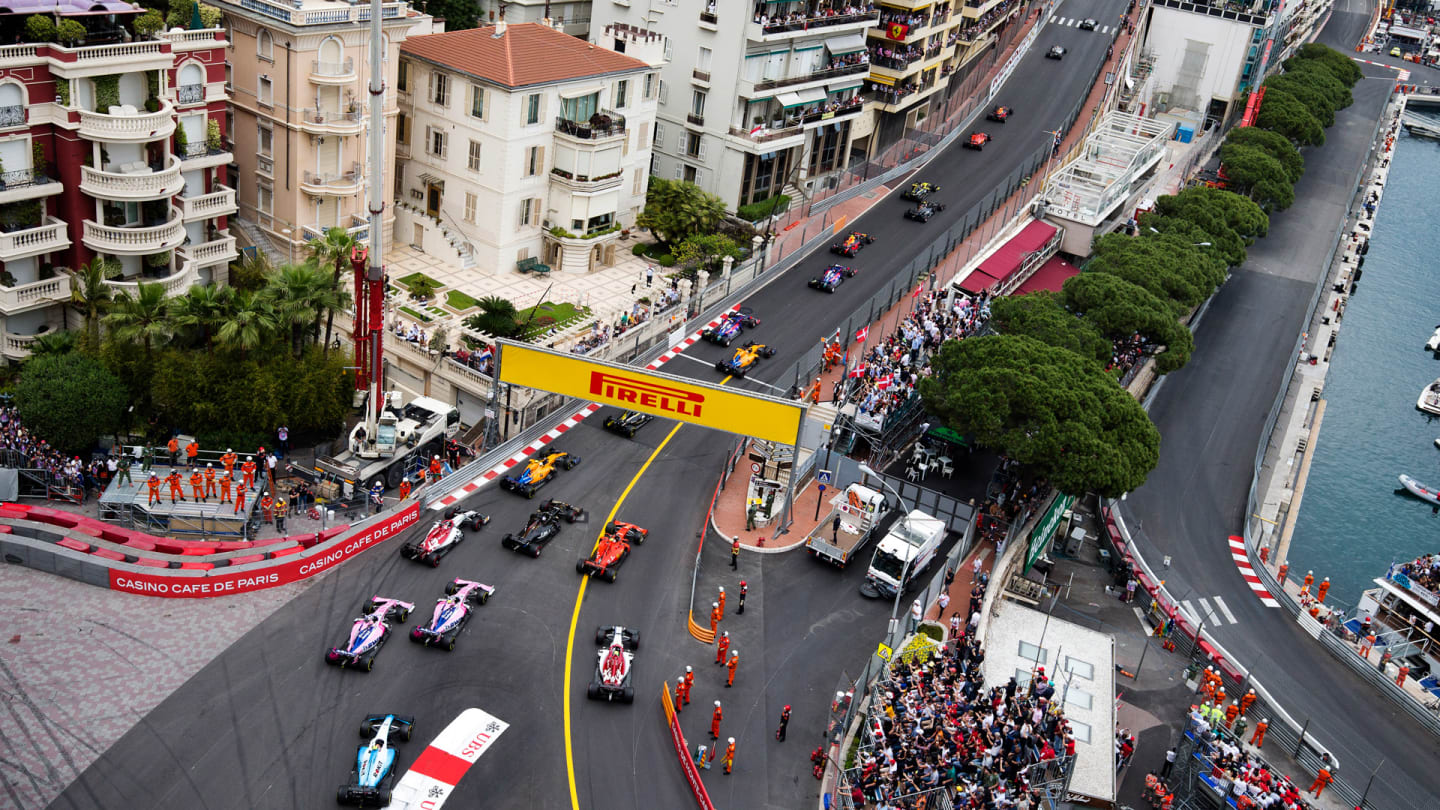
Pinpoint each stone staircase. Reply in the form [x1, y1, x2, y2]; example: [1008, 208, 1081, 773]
[230, 217, 284, 262]
[395, 201, 476, 269]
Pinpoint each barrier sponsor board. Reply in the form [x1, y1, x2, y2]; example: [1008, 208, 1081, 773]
[668, 710, 716, 810]
[495, 341, 805, 445]
[107, 501, 421, 597]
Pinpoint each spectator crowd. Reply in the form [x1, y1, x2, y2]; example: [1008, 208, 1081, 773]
[0, 405, 92, 499]
[1184, 708, 1323, 810]
[755, 2, 878, 31]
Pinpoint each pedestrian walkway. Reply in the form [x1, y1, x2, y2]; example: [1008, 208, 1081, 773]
[1180, 595, 1242, 627]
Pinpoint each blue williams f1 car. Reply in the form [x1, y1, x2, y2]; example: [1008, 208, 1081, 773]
[336, 713, 414, 806]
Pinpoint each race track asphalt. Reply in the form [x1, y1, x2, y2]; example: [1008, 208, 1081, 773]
[48, 3, 1127, 808]
[1118, 1, 1440, 806]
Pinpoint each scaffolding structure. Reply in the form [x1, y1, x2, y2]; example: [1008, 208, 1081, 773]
[95, 466, 265, 539]
[1039, 111, 1175, 226]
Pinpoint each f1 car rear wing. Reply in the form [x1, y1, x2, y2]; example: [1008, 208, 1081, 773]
[389, 707, 510, 809]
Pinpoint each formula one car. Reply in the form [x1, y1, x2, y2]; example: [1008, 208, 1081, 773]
[337, 714, 415, 806]
[700, 309, 761, 346]
[499, 448, 580, 498]
[1078, 17, 1096, 30]
[904, 200, 947, 222]
[409, 578, 494, 650]
[829, 230, 874, 257]
[902, 181, 941, 201]
[1046, 45, 1066, 59]
[603, 410, 654, 438]
[808, 263, 857, 293]
[325, 597, 415, 672]
[987, 105, 1011, 123]
[587, 625, 640, 703]
[715, 341, 776, 377]
[577, 520, 649, 582]
[500, 499, 584, 557]
[400, 507, 489, 567]
[965, 132, 990, 150]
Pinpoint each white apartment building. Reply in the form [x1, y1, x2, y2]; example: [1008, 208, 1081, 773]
[591, 4, 878, 210]
[475, 0, 591, 36]
[395, 22, 659, 274]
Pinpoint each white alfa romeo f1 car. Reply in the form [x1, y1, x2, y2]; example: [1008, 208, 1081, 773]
[400, 507, 490, 567]
[587, 625, 640, 704]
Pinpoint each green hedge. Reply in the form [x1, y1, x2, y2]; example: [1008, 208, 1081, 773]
[737, 194, 791, 222]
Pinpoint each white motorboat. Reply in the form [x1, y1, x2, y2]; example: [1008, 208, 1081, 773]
[1419, 378, 1440, 415]
[1399, 474, 1440, 506]
[1427, 325, 1440, 352]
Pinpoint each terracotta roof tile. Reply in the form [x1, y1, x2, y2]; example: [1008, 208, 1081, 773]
[401, 23, 649, 88]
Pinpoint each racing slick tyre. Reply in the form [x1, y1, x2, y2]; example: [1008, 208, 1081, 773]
[622, 687, 635, 704]
[603, 569, 618, 583]
[501, 534, 515, 549]
[361, 720, 376, 737]
[337, 788, 348, 804]
[595, 627, 609, 645]
[325, 649, 342, 665]
[430, 556, 441, 568]
[577, 559, 589, 574]
[466, 515, 483, 530]
[443, 506, 458, 520]
[410, 627, 425, 643]
[562, 456, 580, 470]
[715, 361, 727, 372]
[528, 545, 542, 558]
[364, 657, 374, 672]
[446, 639, 455, 652]
[399, 721, 414, 741]
[478, 590, 490, 605]
[398, 608, 410, 622]
[525, 489, 536, 499]
[445, 582, 459, 595]
[587, 682, 600, 700]
[625, 631, 641, 651]
[380, 790, 392, 805]
[626, 428, 636, 438]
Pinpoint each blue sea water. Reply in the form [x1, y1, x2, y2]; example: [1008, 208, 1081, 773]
[1288, 130, 1440, 608]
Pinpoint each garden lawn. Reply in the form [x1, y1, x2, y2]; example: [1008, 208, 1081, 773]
[515, 301, 591, 340]
[446, 289, 481, 311]
[396, 271, 441, 292]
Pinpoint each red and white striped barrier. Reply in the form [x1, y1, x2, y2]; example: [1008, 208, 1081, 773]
[390, 707, 509, 808]
[431, 306, 739, 509]
[1228, 535, 1280, 608]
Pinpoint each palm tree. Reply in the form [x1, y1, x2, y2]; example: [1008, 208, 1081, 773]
[216, 289, 276, 359]
[264, 264, 329, 356]
[167, 283, 233, 349]
[104, 282, 171, 355]
[306, 226, 359, 353]
[29, 330, 78, 357]
[69, 257, 113, 346]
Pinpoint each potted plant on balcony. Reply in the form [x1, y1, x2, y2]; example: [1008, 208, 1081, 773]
[56, 19, 87, 47]
[174, 125, 188, 157]
[206, 119, 221, 152]
[133, 10, 164, 38]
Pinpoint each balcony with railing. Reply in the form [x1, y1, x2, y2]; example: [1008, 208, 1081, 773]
[103, 260, 198, 298]
[157, 28, 226, 51]
[178, 185, 237, 222]
[298, 107, 364, 134]
[0, 169, 62, 205]
[175, 84, 205, 106]
[0, 275, 72, 314]
[0, 105, 23, 129]
[554, 110, 627, 142]
[744, 58, 872, 94]
[550, 167, 625, 192]
[178, 139, 233, 171]
[0, 216, 69, 262]
[177, 234, 237, 268]
[311, 58, 356, 84]
[301, 165, 363, 195]
[867, 46, 924, 71]
[80, 156, 183, 201]
[236, 0, 407, 26]
[302, 215, 370, 242]
[749, 7, 880, 41]
[76, 99, 175, 142]
[82, 208, 186, 255]
[48, 40, 171, 76]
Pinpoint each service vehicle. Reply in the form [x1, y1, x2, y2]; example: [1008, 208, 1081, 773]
[805, 484, 889, 567]
[902, 181, 941, 201]
[577, 520, 649, 582]
[987, 105, 1012, 123]
[1078, 17, 1096, 29]
[830, 230, 875, 257]
[1391, 46, 1403, 57]
[860, 510, 948, 599]
[904, 200, 947, 222]
[400, 507, 489, 567]
[325, 597, 415, 672]
[715, 341, 776, 377]
[700, 309, 761, 346]
[587, 625, 640, 703]
[603, 410, 654, 438]
[336, 713, 415, 806]
[965, 132, 990, 150]
[808, 263, 858, 293]
[499, 448, 580, 498]
[500, 499, 584, 557]
[409, 578, 494, 650]
[296, 393, 460, 494]
[1046, 45, 1066, 59]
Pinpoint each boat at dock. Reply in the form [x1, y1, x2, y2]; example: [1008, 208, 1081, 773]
[1354, 556, 1440, 692]
[1427, 325, 1440, 352]
[1399, 473, 1440, 505]
[1417, 378, 1440, 415]
[1403, 114, 1440, 140]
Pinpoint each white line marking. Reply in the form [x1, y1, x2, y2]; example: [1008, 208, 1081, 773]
[1197, 597, 1223, 625]
[1050, 14, 1058, 22]
[1213, 595, 1238, 624]
[1132, 606, 1150, 633]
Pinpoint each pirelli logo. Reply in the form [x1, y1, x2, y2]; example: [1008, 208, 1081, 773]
[589, 372, 703, 417]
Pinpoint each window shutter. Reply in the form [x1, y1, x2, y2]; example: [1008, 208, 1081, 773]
[698, 137, 706, 160]
[537, 146, 545, 174]
[676, 132, 684, 151]
[674, 164, 682, 179]
[639, 129, 648, 150]
[654, 124, 664, 144]
[531, 198, 541, 223]
[622, 131, 630, 156]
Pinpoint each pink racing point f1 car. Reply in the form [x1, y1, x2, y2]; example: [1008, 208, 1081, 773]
[325, 596, 415, 672]
[409, 578, 495, 651]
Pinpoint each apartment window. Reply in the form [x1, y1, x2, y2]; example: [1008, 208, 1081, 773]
[463, 192, 477, 223]
[643, 73, 655, 99]
[467, 140, 482, 172]
[258, 76, 272, 106]
[396, 112, 409, 145]
[685, 131, 702, 158]
[427, 127, 447, 158]
[615, 79, 629, 109]
[691, 90, 706, 117]
[683, 165, 697, 183]
[638, 127, 648, 150]
[658, 80, 668, 105]
[697, 46, 713, 73]
[257, 30, 273, 61]
[526, 145, 545, 177]
[397, 60, 408, 92]
[257, 181, 272, 214]
[518, 197, 537, 227]
[560, 92, 599, 123]
[470, 85, 485, 119]
[431, 72, 450, 106]
[525, 93, 541, 125]
[654, 123, 664, 147]
[632, 168, 643, 195]
[257, 122, 273, 157]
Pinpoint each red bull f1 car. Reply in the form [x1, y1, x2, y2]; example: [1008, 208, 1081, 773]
[715, 341, 776, 377]
[588, 625, 640, 703]
[902, 181, 940, 201]
[830, 230, 874, 257]
[700, 309, 761, 346]
[501, 499, 585, 557]
[325, 597, 415, 672]
[400, 507, 489, 566]
[499, 448, 580, 498]
[603, 410, 654, 438]
[409, 578, 494, 650]
[986, 105, 1012, 123]
[577, 520, 649, 582]
[809, 263, 857, 293]
[337, 714, 414, 807]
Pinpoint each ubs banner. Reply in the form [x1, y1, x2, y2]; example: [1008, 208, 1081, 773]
[108, 501, 422, 598]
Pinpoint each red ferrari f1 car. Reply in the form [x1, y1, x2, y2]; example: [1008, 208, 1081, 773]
[576, 520, 649, 582]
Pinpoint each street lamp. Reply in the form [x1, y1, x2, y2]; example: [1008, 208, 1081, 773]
[859, 463, 916, 637]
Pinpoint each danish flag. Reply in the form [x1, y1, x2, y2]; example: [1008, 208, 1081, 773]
[849, 362, 867, 379]
[876, 374, 894, 391]
[854, 326, 869, 343]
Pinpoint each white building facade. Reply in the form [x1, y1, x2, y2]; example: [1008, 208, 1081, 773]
[396, 22, 658, 274]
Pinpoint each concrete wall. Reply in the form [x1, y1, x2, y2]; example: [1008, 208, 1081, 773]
[1144, 6, 1259, 112]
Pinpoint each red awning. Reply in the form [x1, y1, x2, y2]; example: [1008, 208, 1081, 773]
[957, 268, 1002, 294]
[978, 220, 1059, 285]
[1012, 255, 1080, 295]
